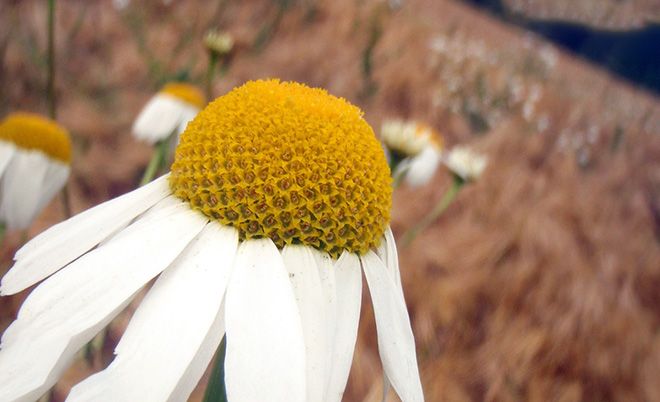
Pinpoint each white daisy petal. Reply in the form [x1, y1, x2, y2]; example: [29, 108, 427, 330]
[362, 251, 424, 402]
[405, 146, 441, 187]
[382, 376, 392, 402]
[0, 149, 51, 230]
[175, 105, 200, 138]
[67, 223, 238, 402]
[376, 227, 405, 303]
[443, 146, 487, 181]
[32, 161, 70, 220]
[225, 239, 306, 402]
[0, 140, 16, 176]
[282, 245, 328, 402]
[0, 202, 207, 402]
[132, 95, 188, 143]
[312, 250, 337, 400]
[376, 226, 401, 287]
[94, 195, 180, 249]
[167, 300, 226, 402]
[2, 174, 171, 295]
[325, 251, 362, 402]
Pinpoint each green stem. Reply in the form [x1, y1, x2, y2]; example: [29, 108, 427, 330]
[47, 0, 56, 120]
[83, 329, 107, 368]
[218, 58, 230, 78]
[0, 223, 5, 248]
[19, 230, 28, 246]
[203, 337, 228, 402]
[388, 151, 407, 189]
[401, 174, 464, 246]
[140, 139, 168, 186]
[47, 0, 70, 220]
[205, 52, 218, 102]
[60, 184, 72, 219]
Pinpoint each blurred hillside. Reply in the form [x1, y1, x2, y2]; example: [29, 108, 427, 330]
[501, 0, 660, 29]
[0, 0, 659, 401]
[460, 0, 660, 94]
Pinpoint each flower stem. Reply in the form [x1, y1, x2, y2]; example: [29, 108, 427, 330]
[401, 174, 464, 246]
[47, 0, 56, 120]
[0, 223, 5, 248]
[83, 329, 106, 368]
[205, 52, 219, 102]
[60, 183, 72, 219]
[47, 0, 71, 220]
[388, 151, 407, 189]
[203, 337, 228, 402]
[140, 139, 168, 186]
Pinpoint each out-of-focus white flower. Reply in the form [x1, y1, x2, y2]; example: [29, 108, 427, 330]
[132, 82, 205, 145]
[395, 146, 442, 187]
[537, 114, 550, 132]
[539, 45, 558, 70]
[381, 120, 444, 187]
[204, 30, 234, 56]
[112, 0, 130, 10]
[587, 125, 600, 144]
[0, 113, 71, 230]
[443, 145, 487, 181]
[381, 120, 437, 158]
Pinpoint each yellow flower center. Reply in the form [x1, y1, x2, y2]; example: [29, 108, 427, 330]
[160, 83, 205, 109]
[169, 80, 392, 257]
[0, 112, 72, 163]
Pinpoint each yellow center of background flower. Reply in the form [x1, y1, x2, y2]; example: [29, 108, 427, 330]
[169, 79, 392, 257]
[0, 112, 72, 163]
[160, 82, 206, 109]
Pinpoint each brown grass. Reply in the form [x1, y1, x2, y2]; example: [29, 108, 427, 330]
[391, 118, 660, 401]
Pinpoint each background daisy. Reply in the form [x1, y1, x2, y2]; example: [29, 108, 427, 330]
[0, 112, 71, 231]
[132, 82, 205, 145]
[381, 119, 444, 187]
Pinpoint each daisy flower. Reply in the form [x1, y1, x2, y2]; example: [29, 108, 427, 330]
[0, 112, 71, 231]
[0, 80, 424, 402]
[381, 120, 443, 187]
[204, 29, 234, 57]
[443, 145, 487, 181]
[132, 82, 205, 144]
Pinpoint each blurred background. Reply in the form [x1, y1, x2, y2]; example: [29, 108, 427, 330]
[1, 0, 659, 401]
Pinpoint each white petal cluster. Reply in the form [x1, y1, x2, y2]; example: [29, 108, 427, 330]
[382, 120, 443, 187]
[443, 146, 487, 181]
[0, 176, 424, 402]
[381, 120, 435, 157]
[0, 141, 69, 230]
[394, 146, 442, 188]
[204, 30, 234, 56]
[132, 95, 200, 145]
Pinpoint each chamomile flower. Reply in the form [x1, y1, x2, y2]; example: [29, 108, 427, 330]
[204, 29, 234, 57]
[0, 112, 71, 230]
[132, 82, 205, 144]
[443, 145, 487, 181]
[0, 80, 423, 402]
[381, 120, 443, 187]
